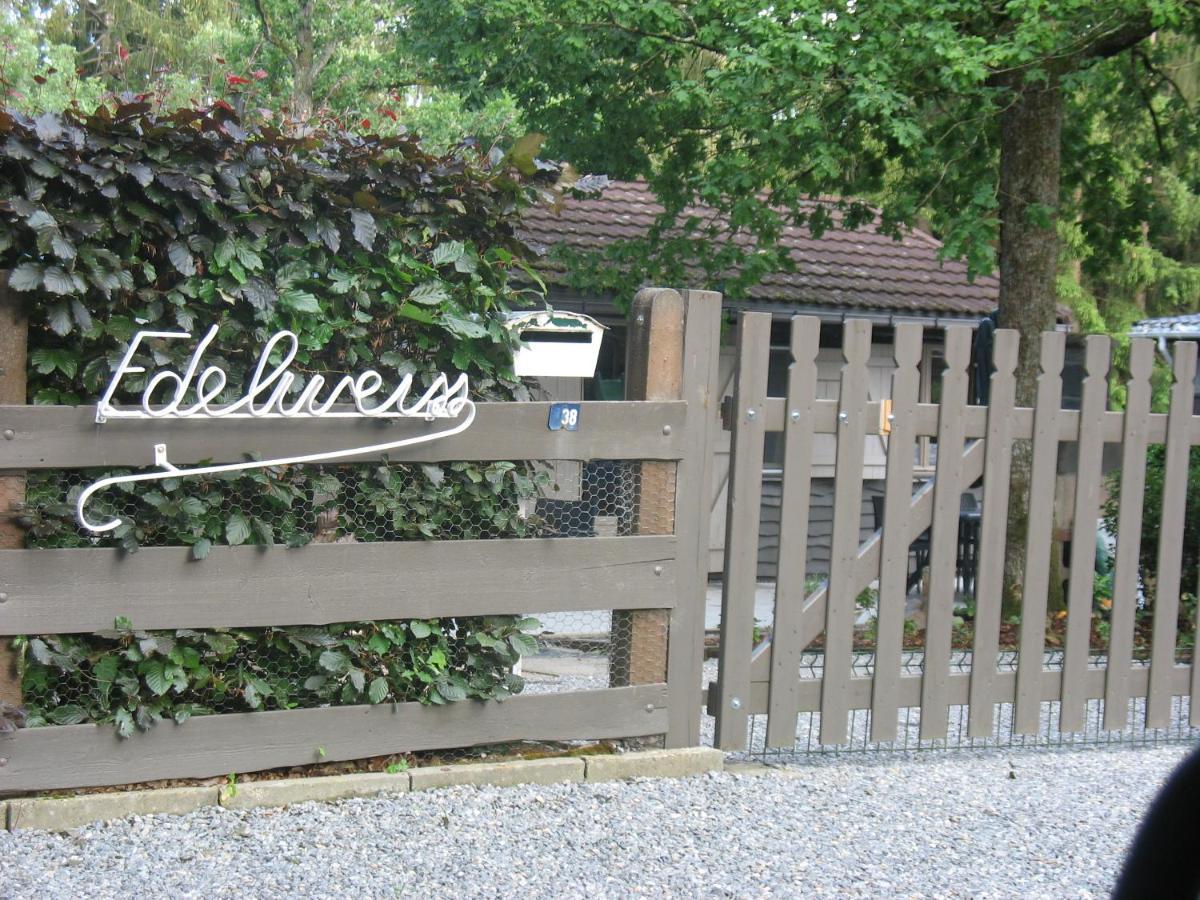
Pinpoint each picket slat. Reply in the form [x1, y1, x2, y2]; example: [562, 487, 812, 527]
[818, 320, 872, 745]
[1059, 336, 1111, 732]
[868, 323, 923, 742]
[1146, 341, 1198, 727]
[714, 312, 772, 750]
[966, 330, 1018, 738]
[919, 326, 971, 741]
[1103, 339, 1154, 731]
[765, 317, 821, 748]
[1013, 333, 1066, 734]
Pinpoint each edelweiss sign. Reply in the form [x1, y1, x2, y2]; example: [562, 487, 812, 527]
[77, 325, 475, 534]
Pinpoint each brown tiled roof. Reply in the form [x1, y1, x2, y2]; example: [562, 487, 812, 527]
[519, 180, 999, 317]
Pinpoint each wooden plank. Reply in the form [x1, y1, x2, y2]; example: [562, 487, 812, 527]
[666, 289, 723, 748]
[743, 437, 987, 688]
[1059, 336, 1111, 732]
[1103, 339, 1154, 731]
[764, 316, 821, 748]
[919, 326, 971, 741]
[0, 684, 669, 793]
[1146, 341, 1198, 727]
[1013, 333, 1066, 734]
[612, 289, 683, 688]
[868, 324, 923, 742]
[967, 330, 1019, 738]
[714, 312, 771, 750]
[818, 320, 872, 745]
[758, 398, 1195, 446]
[0, 400, 689, 468]
[729, 662, 1192, 717]
[0, 273, 24, 707]
[0, 536, 678, 634]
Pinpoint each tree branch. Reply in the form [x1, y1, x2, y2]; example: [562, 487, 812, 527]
[252, 0, 280, 48]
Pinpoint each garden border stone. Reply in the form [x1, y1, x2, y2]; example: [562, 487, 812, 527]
[1, 748, 727, 830]
[6, 786, 217, 831]
[409, 757, 584, 791]
[219, 771, 412, 811]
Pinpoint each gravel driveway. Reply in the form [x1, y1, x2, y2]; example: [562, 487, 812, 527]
[1, 743, 1191, 899]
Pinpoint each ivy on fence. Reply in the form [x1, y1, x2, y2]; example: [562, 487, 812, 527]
[0, 102, 564, 731]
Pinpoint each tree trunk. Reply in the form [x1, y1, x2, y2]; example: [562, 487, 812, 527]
[292, 10, 316, 122]
[997, 75, 1063, 618]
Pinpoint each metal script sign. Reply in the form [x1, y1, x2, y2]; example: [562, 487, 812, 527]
[77, 325, 475, 534]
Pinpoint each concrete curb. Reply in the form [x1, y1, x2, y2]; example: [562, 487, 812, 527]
[410, 757, 584, 791]
[219, 771, 411, 811]
[7, 786, 217, 831]
[2, 748, 726, 831]
[583, 747, 725, 782]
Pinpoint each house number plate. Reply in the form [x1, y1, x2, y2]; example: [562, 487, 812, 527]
[548, 403, 581, 431]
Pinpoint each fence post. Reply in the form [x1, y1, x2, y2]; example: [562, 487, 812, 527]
[0, 273, 26, 708]
[610, 288, 685, 688]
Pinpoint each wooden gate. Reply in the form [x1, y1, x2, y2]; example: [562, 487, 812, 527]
[711, 312, 1200, 750]
[0, 287, 721, 793]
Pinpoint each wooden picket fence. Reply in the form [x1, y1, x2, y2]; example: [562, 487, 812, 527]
[711, 313, 1199, 750]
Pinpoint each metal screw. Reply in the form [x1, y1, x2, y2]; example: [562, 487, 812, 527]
[0, 758, 8, 768]
[746, 408, 757, 421]
[2, 429, 12, 440]
[645, 704, 655, 713]
[730, 697, 742, 710]
[838, 411, 849, 424]
[790, 410, 801, 422]
[887, 414, 896, 424]
[662, 424, 672, 436]
[0, 592, 8, 603]
[654, 565, 664, 576]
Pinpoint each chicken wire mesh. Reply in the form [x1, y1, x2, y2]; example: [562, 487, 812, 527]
[712, 649, 1199, 759]
[16, 458, 676, 758]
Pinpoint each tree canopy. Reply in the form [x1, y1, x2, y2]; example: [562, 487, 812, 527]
[406, 1, 1200, 349]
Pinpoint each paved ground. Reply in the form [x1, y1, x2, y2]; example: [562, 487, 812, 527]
[1, 743, 1191, 899]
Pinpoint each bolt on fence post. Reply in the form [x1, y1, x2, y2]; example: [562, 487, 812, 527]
[0, 272, 26, 708]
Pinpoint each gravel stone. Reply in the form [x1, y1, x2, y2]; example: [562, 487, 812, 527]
[0, 743, 1189, 898]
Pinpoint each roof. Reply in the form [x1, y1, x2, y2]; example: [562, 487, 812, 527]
[1130, 312, 1200, 339]
[519, 180, 999, 318]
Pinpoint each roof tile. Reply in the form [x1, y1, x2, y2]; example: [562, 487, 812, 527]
[519, 180, 998, 316]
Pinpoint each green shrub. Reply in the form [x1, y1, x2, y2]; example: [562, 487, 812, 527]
[1102, 444, 1200, 604]
[0, 102, 564, 731]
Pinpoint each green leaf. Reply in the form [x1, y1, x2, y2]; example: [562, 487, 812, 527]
[409, 620, 432, 639]
[348, 667, 366, 692]
[9, 262, 43, 291]
[432, 240, 465, 266]
[43, 266, 76, 295]
[168, 242, 196, 277]
[114, 707, 135, 738]
[408, 281, 450, 305]
[46, 302, 72, 335]
[192, 537, 212, 560]
[225, 512, 251, 546]
[368, 676, 389, 704]
[179, 497, 206, 516]
[280, 289, 321, 313]
[435, 678, 467, 702]
[142, 660, 172, 696]
[507, 633, 539, 656]
[349, 209, 377, 250]
[318, 649, 350, 673]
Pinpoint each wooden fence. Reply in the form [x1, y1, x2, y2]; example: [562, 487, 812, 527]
[712, 313, 1200, 750]
[0, 287, 722, 793]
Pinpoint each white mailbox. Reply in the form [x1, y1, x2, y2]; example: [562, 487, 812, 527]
[505, 310, 606, 378]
